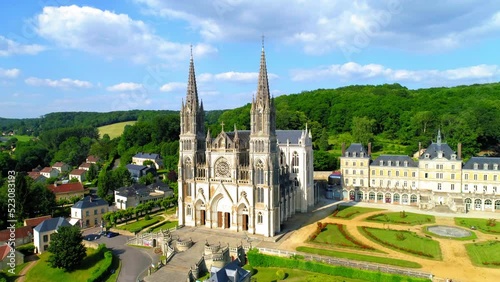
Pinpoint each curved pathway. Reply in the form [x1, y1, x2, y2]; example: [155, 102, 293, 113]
[279, 207, 499, 282]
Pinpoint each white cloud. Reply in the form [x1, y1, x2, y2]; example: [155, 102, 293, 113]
[160, 82, 185, 92]
[25, 77, 93, 89]
[199, 71, 278, 83]
[290, 63, 500, 85]
[0, 36, 45, 56]
[134, 0, 500, 55]
[34, 5, 217, 63]
[107, 82, 143, 92]
[0, 68, 20, 78]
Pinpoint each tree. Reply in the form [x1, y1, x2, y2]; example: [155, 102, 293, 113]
[317, 128, 330, 151]
[351, 116, 375, 146]
[139, 172, 155, 185]
[87, 163, 98, 181]
[47, 225, 87, 271]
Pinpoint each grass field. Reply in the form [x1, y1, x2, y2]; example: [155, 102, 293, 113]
[149, 220, 178, 232]
[366, 212, 435, 225]
[117, 216, 160, 232]
[332, 205, 384, 219]
[246, 266, 369, 282]
[296, 246, 422, 268]
[455, 217, 500, 234]
[360, 227, 442, 260]
[25, 248, 108, 282]
[465, 241, 500, 268]
[97, 121, 136, 139]
[313, 223, 376, 251]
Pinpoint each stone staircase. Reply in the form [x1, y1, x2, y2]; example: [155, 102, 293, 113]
[433, 205, 454, 213]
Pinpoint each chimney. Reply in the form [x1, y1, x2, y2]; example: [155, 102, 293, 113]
[341, 143, 346, 156]
[418, 142, 422, 157]
[458, 143, 462, 159]
[368, 143, 372, 156]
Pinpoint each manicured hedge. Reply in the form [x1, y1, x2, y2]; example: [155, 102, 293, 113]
[86, 245, 114, 282]
[247, 249, 431, 282]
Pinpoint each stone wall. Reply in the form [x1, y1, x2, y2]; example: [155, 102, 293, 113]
[314, 171, 332, 181]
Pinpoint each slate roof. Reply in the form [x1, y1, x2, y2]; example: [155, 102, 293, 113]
[224, 130, 251, 144]
[72, 196, 108, 210]
[33, 217, 71, 233]
[207, 259, 250, 282]
[134, 152, 161, 159]
[419, 142, 456, 160]
[126, 164, 149, 171]
[47, 182, 84, 194]
[115, 182, 172, 197]
[344, 143, 370, 158]
[24, 215, 52, 228]
[371, 155, 418, 167]
[463, 157, 500, 170]
[0, 226, 33, 242]
[276, 130, 303, 145]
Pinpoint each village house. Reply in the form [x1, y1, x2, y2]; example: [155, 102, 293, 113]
[33, 217, 71, 254]
[132, 152, 163, 169]
[114, 182, 173, 210]
[69, 169, 87, 182]
[52, 162, 71, 174]
[24, 215, 52, 230]
[78, 162, 92, 171]
[126, 164, 156, 182]
[0, 245, 24, 270]
[40, 167, 59, 178]
[0, 226, 33, 247]
[86, 155, 101, 164]
[47, 182, 84, 201]
[71, 196, 109, 228]
[27, 171, 47, 183]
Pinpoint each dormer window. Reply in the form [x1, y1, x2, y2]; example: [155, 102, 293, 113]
[473, 163, 478, 170]
[353, 152, 357, 157]
[494, 164, 498, 170]
[380, 161, 383, 166]
[360, 152, 364, 157]
[451, 154, 456, 160]
[388, 161, 392, 166]
[437, 151, 443, 158]
[404, 161, 408, 167]
[345, 152, 349, 157]
[425, 154, 430, 159]
[484, 163, 488, 170]
[396, 161, 400, 167]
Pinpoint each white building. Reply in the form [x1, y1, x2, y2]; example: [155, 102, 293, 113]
[178, 45, 316, 237]
[33, 217, 71, 254]
[115, 182, 174, 210]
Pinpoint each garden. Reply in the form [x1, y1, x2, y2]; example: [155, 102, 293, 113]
[465, 240, 500, 267]
[365, 211, 435, 225]
[331, 205, 384, 219]
[148, 220, 178, 233]
[455, 217, 500, 234]
[308, 222, 376, 251]
[359, 227, 442, 260]
[116, 215, 161, 233]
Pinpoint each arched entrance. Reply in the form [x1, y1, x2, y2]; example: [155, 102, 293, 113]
[385, 193, 391, 203]
[465, 198, 472, 212]
[474, 199, 482, 211]
[195, 199, 206, 227]
[356, 191, 363, 202]
[349, 190, 355, 201]
[238, 203, 249, 231]
[211, 194, 232, 229]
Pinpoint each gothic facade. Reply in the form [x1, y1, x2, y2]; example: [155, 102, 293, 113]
[178, 46, 316, 237]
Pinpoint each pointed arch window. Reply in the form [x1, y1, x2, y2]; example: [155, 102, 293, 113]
[256, 187, 264, 203]
[257, 212, 263, 224]
[292, 151, 299, 173]
[184, 158, 193, 180]
[256, 160, 265, 184]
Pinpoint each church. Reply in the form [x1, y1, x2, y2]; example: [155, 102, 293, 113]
[177, 44, 316, 237]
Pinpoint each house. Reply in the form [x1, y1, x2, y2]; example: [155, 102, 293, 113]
[78, 162, 92, 171]
[86, 155, 100, 164]
[114, 182, 174, 210]
[24, 215, 52, 229]
[40, 167, 59, 179]
[71, 196, 109, 228]
[132, 152, 163, 169]
[0, 226, 33, 246]
[27, 171, 47, 183]
[33, 217, 71, 254]
[52, 162, 71, 174]
[69, 169, 87, 182]
[126, 164, 156, 181]
[47, 182, 84, 201]
[0, 245, 24, 270]
[207, 259, 251, 282]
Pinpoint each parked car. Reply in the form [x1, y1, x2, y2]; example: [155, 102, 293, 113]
[106, 232, 119, 238]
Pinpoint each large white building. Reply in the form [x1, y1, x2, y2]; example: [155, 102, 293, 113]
[178, 45, 316, 237]
[340, 131, 500, 213]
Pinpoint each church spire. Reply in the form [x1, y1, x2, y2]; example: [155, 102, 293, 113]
[186, 44, 198, 107]
[256, 36, 270, 106]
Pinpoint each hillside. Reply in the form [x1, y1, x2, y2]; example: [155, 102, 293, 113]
[98, 121, 137, 139]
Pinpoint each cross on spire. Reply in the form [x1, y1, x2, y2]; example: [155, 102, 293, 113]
[220, 121, 225, 132]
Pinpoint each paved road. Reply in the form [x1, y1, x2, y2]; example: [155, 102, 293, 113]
[83, 227, 154, 282]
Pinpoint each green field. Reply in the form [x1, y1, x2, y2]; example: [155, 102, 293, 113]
[0, 134, 32, 142]
[149, 220, 178, 232]
[332, 205, 384, 219]
[455, 217, 500, 234]
[465, 241, 500, 267]
[247, 266, 369, 282]
[313, 223, 376, 251]
[296, 246, 422, 268]
[25, 248, 109, 282]
[360, 227, 442, 260]
[97, 121, 137, 139]
[366, 212, 435, 225]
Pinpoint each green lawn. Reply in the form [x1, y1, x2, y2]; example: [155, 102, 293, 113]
[359, 227, 442, 260]
[247, 266, 369, 282]
[25, 248, 108, 282]
[465, 241, 500, 268]
[10, 135, 32, 142]
[105, 255, 121, 282]
[313, 223, 376, 251]
[332, 205, 384, 219]
[296, 246, 421, 268]
[455, 217, 500, 234]
[97, 121, 136, 139]
[1, 261, 30, 281]
[149, 220, 178, 232]
[366, 212, 435, 225]
[117, 216, 160, 232]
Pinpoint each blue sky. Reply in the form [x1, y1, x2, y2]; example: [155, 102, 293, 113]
[1, 0, 499, 118]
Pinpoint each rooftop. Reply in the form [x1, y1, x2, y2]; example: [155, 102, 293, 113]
[72, 195, 108, 209]
[47, 182, 84, 194]
[33, 217, 71, 233]
[24, 215, 52, 228]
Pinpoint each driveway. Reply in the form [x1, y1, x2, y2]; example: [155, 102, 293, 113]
[83, 227, 155, 282]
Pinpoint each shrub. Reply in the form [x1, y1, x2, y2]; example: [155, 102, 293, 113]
[276, 269, 286, 280]
[145, 214, 151, 220]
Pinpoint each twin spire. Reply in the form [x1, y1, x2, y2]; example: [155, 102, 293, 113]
[186, 44, 198, 109]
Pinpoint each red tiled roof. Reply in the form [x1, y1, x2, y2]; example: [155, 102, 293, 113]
[69, 169, 86, 176]
[47, 182, 84, 194]
[40, 167, 53, 173]
[86, 155, 100, 163]
[79, 162, 92, 168]
[28, 171, 41, 179]
[0, 226, 33, 242]
[52, 162, 67, 167]
[24, 215, 52, 228]
[0, 245, 11, 260]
